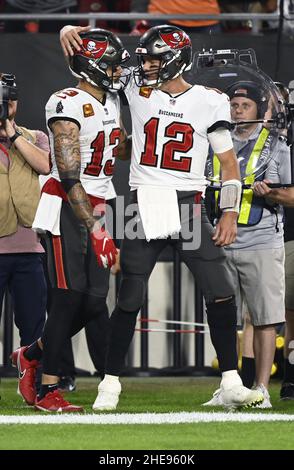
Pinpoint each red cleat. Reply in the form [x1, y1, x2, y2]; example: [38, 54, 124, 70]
[35, 390, 84, 413]
[11, 346, 39, 405]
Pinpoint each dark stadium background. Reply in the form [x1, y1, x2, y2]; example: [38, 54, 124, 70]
[1, 33, 292, 197]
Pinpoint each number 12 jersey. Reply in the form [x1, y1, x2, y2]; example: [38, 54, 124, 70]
[124, 78, 231, 192]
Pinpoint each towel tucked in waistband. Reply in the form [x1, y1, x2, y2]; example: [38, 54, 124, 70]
[137, 186, 181, 242]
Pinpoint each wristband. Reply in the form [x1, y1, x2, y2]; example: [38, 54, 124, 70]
[10, 130, 22, 143]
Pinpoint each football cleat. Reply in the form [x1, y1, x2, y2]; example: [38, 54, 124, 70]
[203, 385, 264, 410]
[92, 378, 121, 411]
[254, 384, 272, 408]
[221, 384, 264, 410]
[35, 390, 84, 413]
[11, 346, 39, 405]
[202, 388, 223, 406]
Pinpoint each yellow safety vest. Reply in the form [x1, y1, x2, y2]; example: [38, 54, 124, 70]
[212, 128, 270, 225]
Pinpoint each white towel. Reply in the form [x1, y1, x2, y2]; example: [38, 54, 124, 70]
[32, 193, 62, 235]
[137, 186, 181, 241]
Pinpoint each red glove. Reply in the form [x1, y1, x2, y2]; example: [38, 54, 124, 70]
[90, 228, 117, 269]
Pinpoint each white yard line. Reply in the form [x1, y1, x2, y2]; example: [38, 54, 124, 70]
[0, 411, 294, 425]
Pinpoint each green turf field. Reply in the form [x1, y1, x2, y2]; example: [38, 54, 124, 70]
[0, 377, 294, 450]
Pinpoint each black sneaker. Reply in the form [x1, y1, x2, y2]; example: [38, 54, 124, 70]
[58, 376, 76, 392]
[280, 382, 294, 400]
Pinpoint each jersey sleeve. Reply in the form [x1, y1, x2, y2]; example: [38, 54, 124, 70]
[207, 91, 232, 134]
[45, 90, 82, 130]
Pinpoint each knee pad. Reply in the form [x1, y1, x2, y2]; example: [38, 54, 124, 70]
[118, 277, 147, 312]
[206, 297, 237, 329]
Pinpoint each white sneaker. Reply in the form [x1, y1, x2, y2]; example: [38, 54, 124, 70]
[203, 385, 263, 409]
[92, 378, 121, 411]
[254, 384, 272, 409]
[202, 389, 223, 406]
[221, 384, 264, 410]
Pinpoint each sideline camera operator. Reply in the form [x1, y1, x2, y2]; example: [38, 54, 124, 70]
[0, 73, 49, 348]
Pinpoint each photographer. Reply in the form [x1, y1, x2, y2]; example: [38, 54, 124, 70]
[0, 73, 49, 364]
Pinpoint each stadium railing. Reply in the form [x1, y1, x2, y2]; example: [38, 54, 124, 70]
[0, 12, 287, 34]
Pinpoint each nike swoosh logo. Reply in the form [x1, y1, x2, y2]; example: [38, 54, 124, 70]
[17, 352, 26, 380]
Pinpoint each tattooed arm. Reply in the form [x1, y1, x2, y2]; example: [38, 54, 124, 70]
[51, 119, 117, 268]
[51, 119, 96, 231]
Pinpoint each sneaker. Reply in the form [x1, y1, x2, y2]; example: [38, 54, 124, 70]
[202, 385, 263, 409]
[221, 384, 264, 409]
[202, 389, 223, 406]
[92, 378, 121, 411]
[35, 390, 84, 413]
[11, 346, 39, 405]
[280, 382, 294, 400]
[58, 376, 76, 392]
[255, 384, 272, 409]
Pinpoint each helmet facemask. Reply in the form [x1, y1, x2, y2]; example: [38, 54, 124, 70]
[133, 25, 192, 88]
[134, 51, 189, 87]
[83, 50, 131, 91]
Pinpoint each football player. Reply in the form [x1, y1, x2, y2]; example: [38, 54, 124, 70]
[11, 28, 131, 412]
[60, 24, 264, 411]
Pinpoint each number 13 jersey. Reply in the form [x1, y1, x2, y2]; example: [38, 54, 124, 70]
[46, 87, 121, 198]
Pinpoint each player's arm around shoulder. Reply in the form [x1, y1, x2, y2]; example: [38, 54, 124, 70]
[60, 25, 91, 57]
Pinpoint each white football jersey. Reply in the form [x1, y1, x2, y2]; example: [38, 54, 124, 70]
[124, 77, 231, 191]
[46, 87, 121, 198]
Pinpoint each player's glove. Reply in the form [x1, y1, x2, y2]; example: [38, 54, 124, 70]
[90, 228, 117, 269]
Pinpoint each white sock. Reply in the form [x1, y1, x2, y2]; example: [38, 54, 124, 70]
[221, 370, 242, 389]
[103, 374, 120, 384]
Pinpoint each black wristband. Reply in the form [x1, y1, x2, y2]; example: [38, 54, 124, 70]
[10, 130, 22, 143]
[61, 178, 80, 193]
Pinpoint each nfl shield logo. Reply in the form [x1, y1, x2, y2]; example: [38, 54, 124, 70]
[170, 98, 176, 106]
